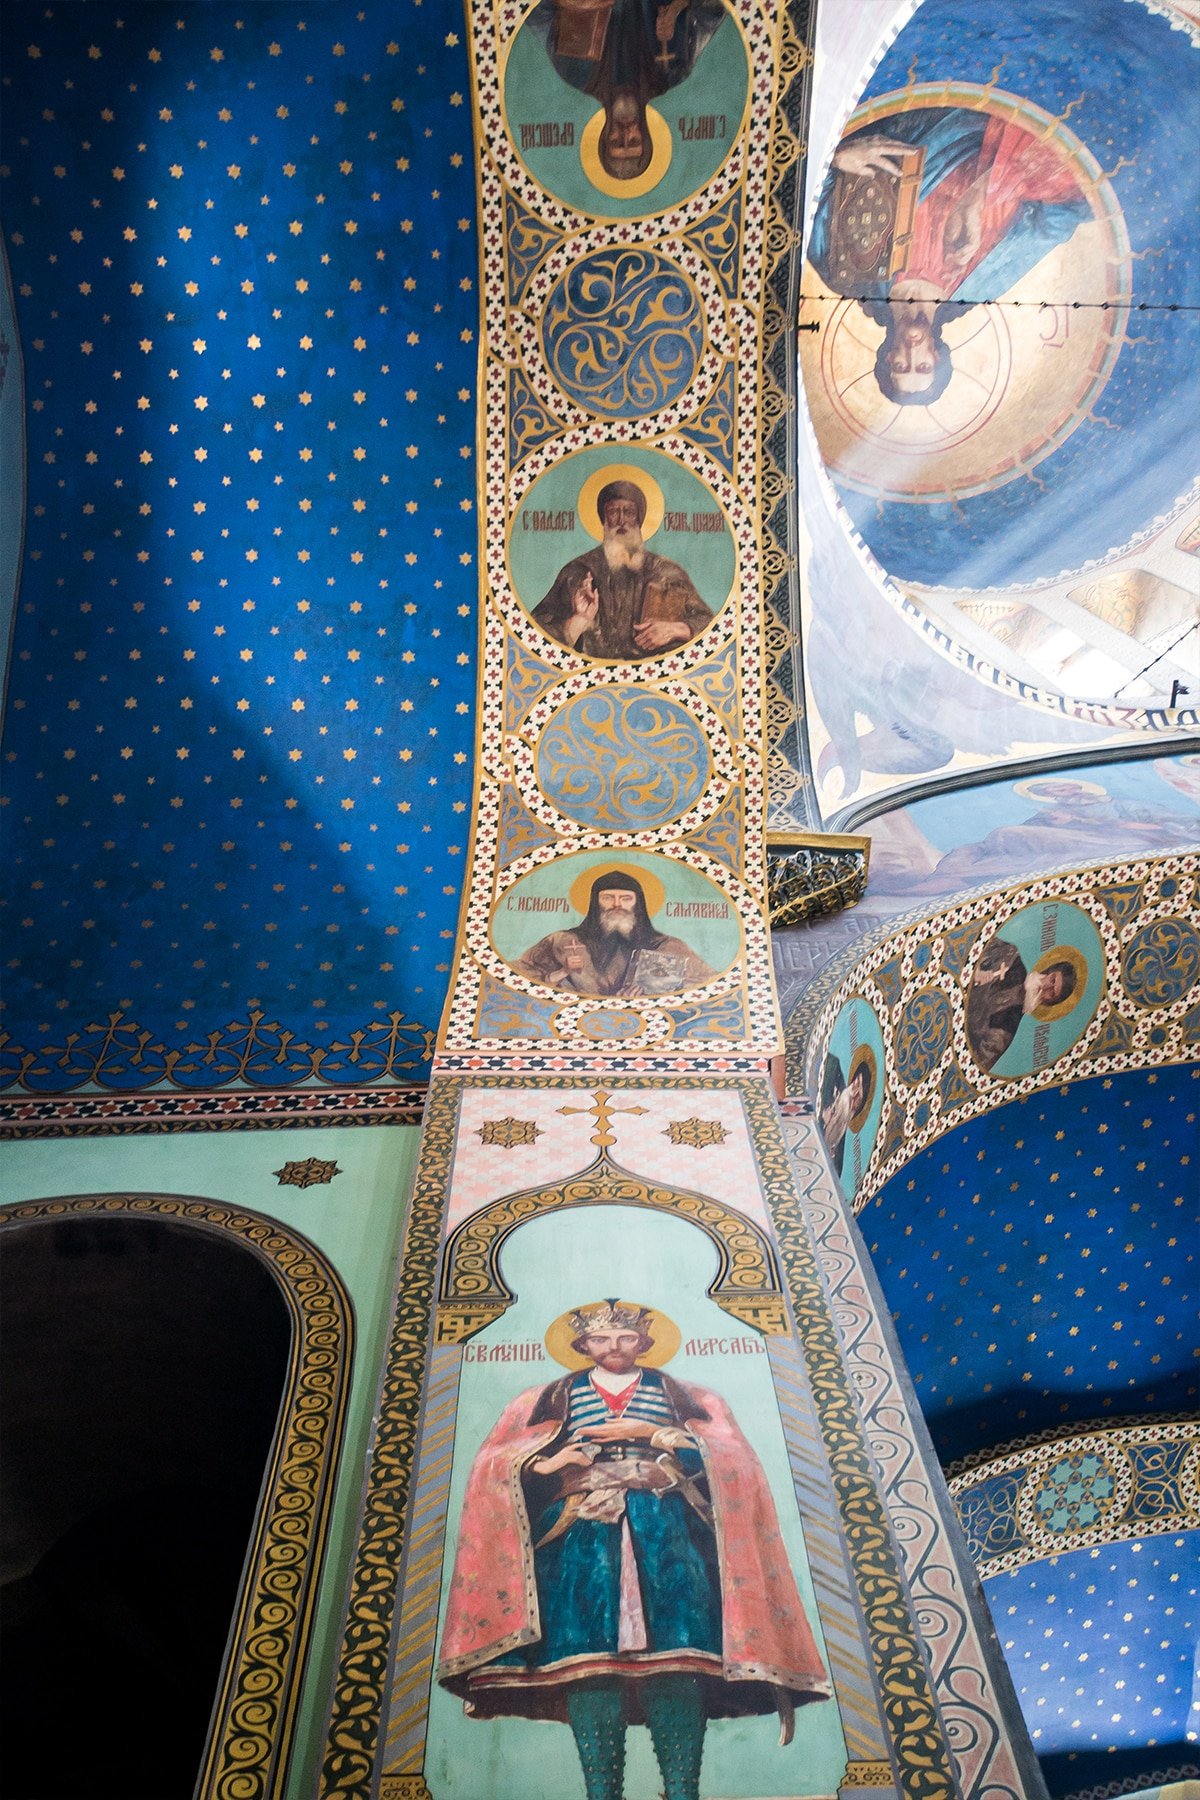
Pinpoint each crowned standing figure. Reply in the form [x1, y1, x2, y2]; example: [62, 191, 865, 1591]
[437, 1300, 830, 1800]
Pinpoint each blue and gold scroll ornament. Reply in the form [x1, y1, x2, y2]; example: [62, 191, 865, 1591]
[1120, 916, 1200, 1009]
[535, 685, 712, 829]
[541, 246, 705, 416]
[894, 985, 953, 1086]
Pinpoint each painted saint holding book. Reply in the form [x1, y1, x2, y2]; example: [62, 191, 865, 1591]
[513, 869, 714, 997]
[532, 477, 712, 661]
[808, 102, 1091, 408]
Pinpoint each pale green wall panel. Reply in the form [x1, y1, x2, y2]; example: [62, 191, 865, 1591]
[0, 1121, 421, 1799]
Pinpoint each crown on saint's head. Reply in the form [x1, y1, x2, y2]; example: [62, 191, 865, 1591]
[569, 1299, 653, 1337]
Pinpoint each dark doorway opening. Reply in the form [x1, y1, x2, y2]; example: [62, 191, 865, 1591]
[1, 1212, 292, 1800]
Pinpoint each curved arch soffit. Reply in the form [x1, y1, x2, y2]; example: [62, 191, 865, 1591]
[0, 1193, 355, 1800]
[799, 850, 1199, 1207]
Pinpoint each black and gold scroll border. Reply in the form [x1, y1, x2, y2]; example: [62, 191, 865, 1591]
[762, 0, 819, 830]
[0, 1082, 427, 1140]
[0, 1192, 353, 1800]
[319, 1075, 458, 1800]
[741, 1078, 958, 1800]
[319, 1075, 972, 1800]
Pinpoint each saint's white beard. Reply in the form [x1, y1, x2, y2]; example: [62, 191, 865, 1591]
[601, 530, 645, 572]
[600, 912, 636, 937]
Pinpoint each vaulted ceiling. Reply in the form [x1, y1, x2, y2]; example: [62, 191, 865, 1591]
[1, 8, 1196, 1797]
[2, 6, 478, 1090]
[864, 1065, 1199, 1796]
[862, 1065, 1197, 1467]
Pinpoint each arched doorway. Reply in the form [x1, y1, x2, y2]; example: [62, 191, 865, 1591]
[0, 1195, 353, 1800]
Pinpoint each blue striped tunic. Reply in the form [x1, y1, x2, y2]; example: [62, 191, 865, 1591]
[484, 1367, 722, 1683]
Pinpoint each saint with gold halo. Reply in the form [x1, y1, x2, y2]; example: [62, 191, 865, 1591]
[817, 1045, 875, 1178]
[438, 1298, 829, 1800]
[526, 0, 727, 191]
[809, 102, 1091, 408]
[966, 930, 1083, 1074]
[532, 468, 712, 660]
[512, 865, 715, 997]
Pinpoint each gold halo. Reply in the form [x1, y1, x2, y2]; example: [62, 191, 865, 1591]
[580, 105, 672, 200]
[567, 859, 667, 920]
[847, 1044, 878, 1134]
[1031, 942, 1089, 1021]
[577, 463, 666, 543]
[1014, 776, 1108, 804]
[545, 1301, 682, 1371]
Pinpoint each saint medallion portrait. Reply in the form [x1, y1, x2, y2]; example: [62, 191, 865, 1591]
[816, 996, 885, 1197]
[491, 851, 741, 999]
[509, 448, 735, 662]
[800, 85, 1131, 504]
[964, 899, 1104, 1079]
[503, 0, 750, 217]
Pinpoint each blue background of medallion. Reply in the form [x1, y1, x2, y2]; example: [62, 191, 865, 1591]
[541, 246, 706, 417]
[1121, 916, 1200, 1011]
[894, 986, 953, 1085]
[817, 0, 1200, 588]
[535, 687, 713, 830]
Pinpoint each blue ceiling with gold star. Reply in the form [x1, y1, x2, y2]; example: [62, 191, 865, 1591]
[862, 1066, 1199, 1469]
[988, 1532, 1199, 1799]
[1, 0, 477, 1091]
[865, 1065, 1200, 1798]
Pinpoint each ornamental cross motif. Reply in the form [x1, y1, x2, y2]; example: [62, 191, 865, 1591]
[477, 1116, 543, 1149]
[557, 1088, 647, 1151]
[664, 1117, 728, 1148]
[274, 1157, 341, 1189]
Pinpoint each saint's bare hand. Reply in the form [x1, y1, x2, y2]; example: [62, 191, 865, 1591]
[570, 573, 600, 620]
[531, 1446, 595, 1475]
[632, 618, 690, 651]
[832, 137, 911, 179]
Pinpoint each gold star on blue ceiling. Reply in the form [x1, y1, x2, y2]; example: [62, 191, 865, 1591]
[862, 1065, 1199, 1466]
[0, 1, 478, 1091]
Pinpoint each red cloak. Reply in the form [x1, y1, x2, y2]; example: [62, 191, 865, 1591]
[437, 1370, 831, 1726]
